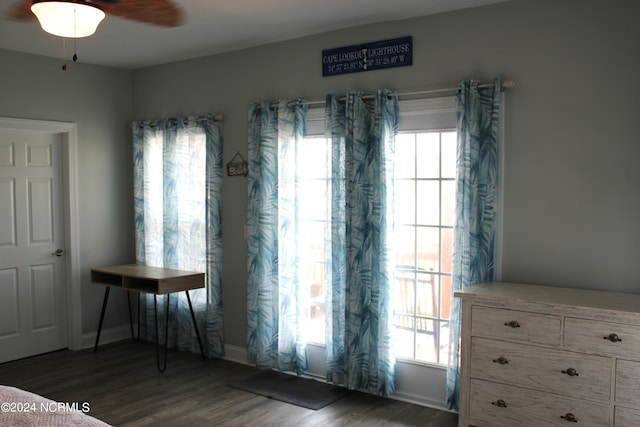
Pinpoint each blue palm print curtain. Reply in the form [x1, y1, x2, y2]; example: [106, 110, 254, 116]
[247, 100, 309, 374]
[446, 77, 501, 410]
[325, 90, 398, 397]
[132, 115, 224, 357]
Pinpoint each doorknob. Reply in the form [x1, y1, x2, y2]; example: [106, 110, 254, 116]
[52, 249, 64, 257]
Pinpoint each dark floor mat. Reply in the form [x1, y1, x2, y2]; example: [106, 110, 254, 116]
[230, 370, 351, 410]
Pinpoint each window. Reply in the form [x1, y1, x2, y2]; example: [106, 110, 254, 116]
[298, 135, 331, 344]
[393, 130, 455, 365]
[298, 98, 457, 366]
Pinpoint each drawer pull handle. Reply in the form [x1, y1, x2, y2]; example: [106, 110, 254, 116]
[504, 321, 520, 328]
[562, 367, 579, 376]
[561, 413, 578, 422]
[604, 333, 622, 342]
[492, 399, 507, 408]
[493, 356, 509, 365]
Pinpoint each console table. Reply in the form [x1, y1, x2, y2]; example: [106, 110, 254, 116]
[91, 264, 206, 372]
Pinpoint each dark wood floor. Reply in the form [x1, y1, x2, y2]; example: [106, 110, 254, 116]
[0, 340, 458, 426]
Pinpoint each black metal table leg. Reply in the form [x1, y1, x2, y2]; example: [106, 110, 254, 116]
[94, 287, 110, 352]
[127, 291, 139, 342]
[185, 290, 206, 360]
[137, 293, 140, 340]
[154, 294, 170, 372]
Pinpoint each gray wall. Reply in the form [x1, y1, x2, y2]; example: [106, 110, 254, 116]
[3, 0, 639, 348]
[0, 50, 135, 333]
[133, 0, 640, 349]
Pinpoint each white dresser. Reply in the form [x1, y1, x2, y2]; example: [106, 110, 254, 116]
[456, 282, 640, 427]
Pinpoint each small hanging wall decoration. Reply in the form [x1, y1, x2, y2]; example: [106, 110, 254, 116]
[227, 152, 248, 177]
[322, 36, 413, 77]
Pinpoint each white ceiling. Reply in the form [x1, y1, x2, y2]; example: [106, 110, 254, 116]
[0, 0, 509, 70]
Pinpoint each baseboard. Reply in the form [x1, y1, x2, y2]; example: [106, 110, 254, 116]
[82, 327, 246, 358]
[390, 390, 452, 413]
[222, 343, 249, 365]
[80, 325, 133, 350]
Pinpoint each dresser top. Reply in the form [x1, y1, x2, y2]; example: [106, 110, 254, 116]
[456, 282, 640, 315]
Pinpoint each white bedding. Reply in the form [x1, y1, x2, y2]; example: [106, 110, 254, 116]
[0, 385, 111, 427]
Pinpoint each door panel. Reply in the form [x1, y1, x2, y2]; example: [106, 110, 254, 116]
[28, 178, 54, 243]
[31, 264, 56, 330]
[0, 268, 19, 337]
[0, 178, 16, 246]
[0, 129, 67, 363]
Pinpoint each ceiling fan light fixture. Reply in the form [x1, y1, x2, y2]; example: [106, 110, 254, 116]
[31, 0, 105, 38]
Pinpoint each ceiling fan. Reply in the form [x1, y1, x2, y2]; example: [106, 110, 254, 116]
[5, 0, 185, 31]
[5, 0, 184, 70]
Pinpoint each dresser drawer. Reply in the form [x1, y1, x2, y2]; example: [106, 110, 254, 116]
[565, 317, 640, 358]
[616, 359, 640, 406]
[615, 406, 640, 427]
[471, 306, 561, 346]
[470, 337, 611, 401]
[469, 379, 611, 427]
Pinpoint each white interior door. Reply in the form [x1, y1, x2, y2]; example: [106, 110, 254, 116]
[0, 128, 67, 363]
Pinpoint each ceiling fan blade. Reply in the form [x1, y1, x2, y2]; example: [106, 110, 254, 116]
[95, 0, 184, 27]
[5, 0, 184, 28]
[4, 0, 33, 21]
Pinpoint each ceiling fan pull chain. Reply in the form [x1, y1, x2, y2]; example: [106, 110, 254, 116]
[73, 4, 78, 62]
[62, 37, 67, 71]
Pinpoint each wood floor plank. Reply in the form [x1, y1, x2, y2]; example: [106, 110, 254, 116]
[0, 340, 458, 426]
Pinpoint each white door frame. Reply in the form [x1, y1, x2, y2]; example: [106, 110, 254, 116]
[0, 117, 81, 351]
